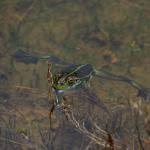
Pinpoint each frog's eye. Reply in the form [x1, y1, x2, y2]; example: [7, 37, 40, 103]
[68, 79, 73, 83]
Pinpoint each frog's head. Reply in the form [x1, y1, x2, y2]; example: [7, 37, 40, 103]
[52, 73, 81, 91]
[52, 64, 93, 91]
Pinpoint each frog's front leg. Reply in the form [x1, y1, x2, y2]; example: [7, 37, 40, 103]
[48, 93, 62, 128]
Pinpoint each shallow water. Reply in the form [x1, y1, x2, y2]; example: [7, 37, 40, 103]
[0, 1, 150, 149]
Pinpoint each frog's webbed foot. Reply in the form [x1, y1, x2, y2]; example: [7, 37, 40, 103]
[12, 50, 38, 64]
[137, 88, 150, 101]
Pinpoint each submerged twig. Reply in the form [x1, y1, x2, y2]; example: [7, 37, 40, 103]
[62, 107, 121, 149]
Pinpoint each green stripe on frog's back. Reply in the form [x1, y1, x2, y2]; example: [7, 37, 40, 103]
[63, 64, 93, 79]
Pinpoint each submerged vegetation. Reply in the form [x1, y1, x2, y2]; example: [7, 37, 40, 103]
[0, 0, 150, 149]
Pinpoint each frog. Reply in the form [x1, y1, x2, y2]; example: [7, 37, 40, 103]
[50, 64, 93, 105]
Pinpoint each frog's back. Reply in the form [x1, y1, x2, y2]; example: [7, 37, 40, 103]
[61, 64, 94, 78]
[75, 64, 93, 78]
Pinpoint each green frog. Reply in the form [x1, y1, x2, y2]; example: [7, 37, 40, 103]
[51, 64, 93, 105]
[13, 50, 150, 101]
